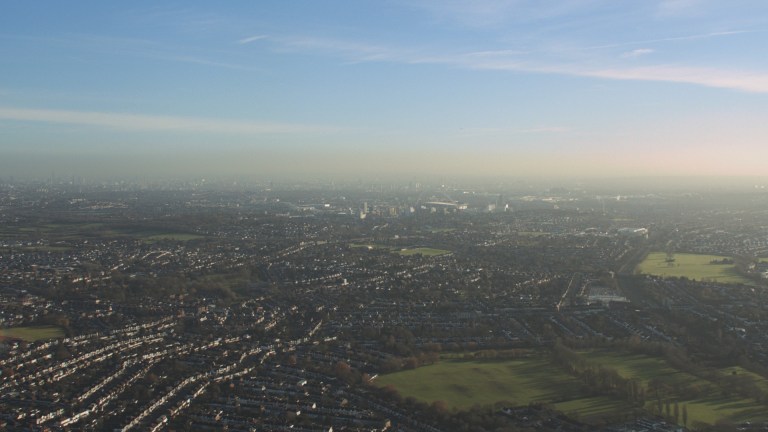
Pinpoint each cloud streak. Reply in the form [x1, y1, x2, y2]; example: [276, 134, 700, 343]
[0, 107, 341, 134]
[459, 126, 569, 135]
[238, 35, 268, 44]
[254, 34, 768, 94]
[621, 48, 655, 58]
[584, 30, 758, 51]
[657, 0, 704, 17]
[578, 65, 768, 93]
[400, 0, 591, 28]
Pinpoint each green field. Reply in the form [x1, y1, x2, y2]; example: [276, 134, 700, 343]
[582, 350, 768, 425]
[426, 228, 456, 233]
[0, 325, 64, 341]
[581, 351, 695, 384]
[515, 231, 550, 237]
[377, 358, 585, 408]
[17, 245, 72, 252]
[2, 222, 204, 244]
[350, 243, 392, 250]
[377, 351, 768, 426]
[721, 366, 768, 394]
[350, 244, 451, 257]
[396, 247, 451, 257]
[636, 252, 752, 284]
[375, 357, 633, 419]
[554, 396, 630, 420]
[143, 233, 204, 242]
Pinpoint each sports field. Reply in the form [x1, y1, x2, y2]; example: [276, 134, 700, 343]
[515, 231, 549, 237]
[0, 325, 64, 342]
[396, 247, 451, 257]
[349, 243, 392, 250]
[349, 244, 450, 257]
[582, 350, 768, 425]
[635, 252, 751, 284]
[377, 351, 768, 426]
[1, 222, 204, 243]
[142, 233, 204, 242]
[375, 357, 632, 417]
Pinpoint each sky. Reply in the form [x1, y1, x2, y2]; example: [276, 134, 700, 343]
[2, 0, 768, 180]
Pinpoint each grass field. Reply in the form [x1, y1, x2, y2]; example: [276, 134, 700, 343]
[2, 222, 204, 244]
[16, 245, 72, 252]
[582, 350, 768, 425]
[515, 231, 550, 237]
[143, 233, 204, 242]
[635, 252, 752, 284]
[0, 325, 64, 341]
[350, 244, 451, 257]
[377, 358, 591, 408]
[581, 351, 697, 385]
[349, 243, 392, 250]
[396, 247, 451, 256]
[420, 228, 456, 233]
[377, 351, 768, 426]
[375, 357, 636, 422]
[554, 396, 630, 420]
[720, 366, 768, 394]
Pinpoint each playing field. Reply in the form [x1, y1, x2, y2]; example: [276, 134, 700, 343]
[1, 222, 204, 244]
[142, 233, 204, 242]
[377, 351, 768, 426]
[515, 231, 550, 237]
[582, 350, 768, 425]
[396, 247, 451, 256]
[635, 252, 751, 284]
[375, 357, 632, 417]
[349, 243, 392, 250]
[0, 325, 64, 341]
[350, 244, 450, 257]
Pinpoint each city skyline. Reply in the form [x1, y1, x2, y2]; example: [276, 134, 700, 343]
[2, 1, 768, 179]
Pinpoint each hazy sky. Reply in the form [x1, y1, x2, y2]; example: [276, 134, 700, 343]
[2, 0, 768, 179]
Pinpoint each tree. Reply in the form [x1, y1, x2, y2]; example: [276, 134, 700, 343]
[55, 345, 72, 361]
[404, 356, 419, 369]
[431, 400, 449, 416]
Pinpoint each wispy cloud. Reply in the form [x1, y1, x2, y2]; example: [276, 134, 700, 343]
[621, 48, 655, 58]
[457, 57, 768, 94]
[238, 35, 268, 44]
[0, 107, 341, 134]
[159, 55, 266, 72]
[254, 33, 768, 94]
[400, 0, 590, 28]
[458, 126, 569, 135]
[577, 65, 768, 93]
[0, 33, 261, 73]
[465, 49, 528, 58]
[400, 0, 525, 27]
[657, 0, 705, 17]
[585, 30, 757, 50]
[271, 35, 406, 62]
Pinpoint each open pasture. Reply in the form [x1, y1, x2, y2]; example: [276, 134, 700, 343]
[375, 357, 634, 422]
[396, 247, 451, 256]
[636, 252, 751, 284]
[377, 350, 768, 426]
[0, 325, 64, 342]
[582, 350, 768, 426]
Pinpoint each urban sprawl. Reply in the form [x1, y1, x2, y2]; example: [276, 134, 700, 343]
[2, 179, 768, 431]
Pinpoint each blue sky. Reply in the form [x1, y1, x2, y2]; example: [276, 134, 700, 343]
[2, 0, 768, 179]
